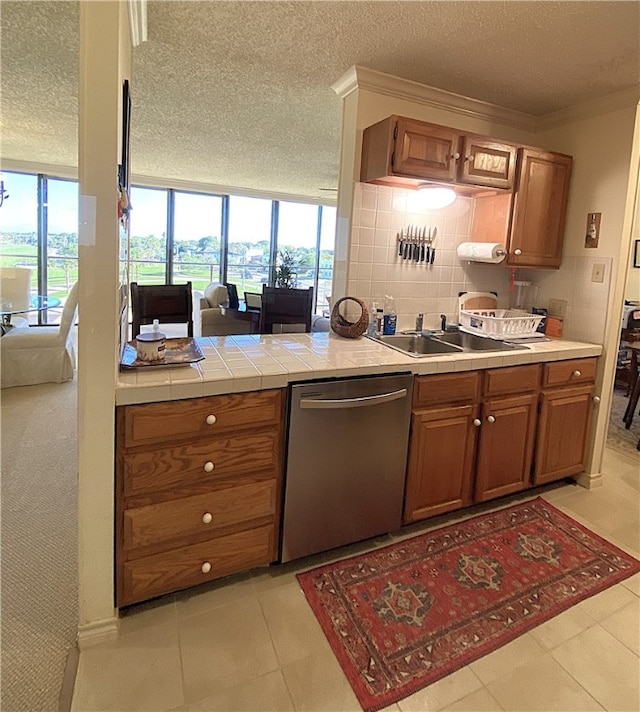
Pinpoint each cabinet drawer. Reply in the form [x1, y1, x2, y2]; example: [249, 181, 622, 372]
[123, 430, 281, 496]
[121, 389, 283, 447]
[484, 364, 540, 396]
[123, 479, 277, 551]
[543, 358, 597, 387]
[119, 524, 275, 607]
[413, 372, 480, 408]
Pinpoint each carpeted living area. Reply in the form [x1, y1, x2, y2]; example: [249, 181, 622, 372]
[0, 379, 78, 712]
[297, 498, 640, 711]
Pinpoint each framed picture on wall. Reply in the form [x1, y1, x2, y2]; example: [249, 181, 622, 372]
[634, 240, 640, 268]
[118, 79, 131, 191]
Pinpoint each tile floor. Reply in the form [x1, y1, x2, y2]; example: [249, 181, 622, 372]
[71, 446, 640, 712]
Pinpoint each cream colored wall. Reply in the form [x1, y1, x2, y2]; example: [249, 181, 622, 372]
[534, 105, 639, 481]
[77, 0, 131, 643]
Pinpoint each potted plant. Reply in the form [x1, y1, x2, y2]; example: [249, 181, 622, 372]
[274, 250, 298, 288]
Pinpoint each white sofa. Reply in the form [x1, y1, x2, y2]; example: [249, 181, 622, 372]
[198, 283, 253, 337]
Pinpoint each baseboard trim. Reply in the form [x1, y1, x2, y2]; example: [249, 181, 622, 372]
[77, 617, 119, 648]
[572, 471, 603, 489]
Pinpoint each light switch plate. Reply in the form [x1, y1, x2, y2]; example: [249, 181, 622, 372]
[548, 298, 567, 318]
[592, 263, 605, 283]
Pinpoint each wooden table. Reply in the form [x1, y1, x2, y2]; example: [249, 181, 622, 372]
[219, 300, 261, 333]
[622, 341, 640, 430]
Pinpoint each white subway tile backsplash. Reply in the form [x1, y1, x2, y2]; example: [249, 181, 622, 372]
[359, 209, 376, 229]
[359, 227, 375, 245]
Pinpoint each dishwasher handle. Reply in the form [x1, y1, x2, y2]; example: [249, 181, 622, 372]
[299, 388, 408, 410]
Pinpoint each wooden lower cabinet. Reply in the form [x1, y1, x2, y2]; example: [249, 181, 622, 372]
[116, 388, 285, 607]
[404, 359, 597, 525]
[474, 393, 538, 501]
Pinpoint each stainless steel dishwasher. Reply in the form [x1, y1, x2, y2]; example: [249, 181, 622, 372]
[280, 373, 413, 563]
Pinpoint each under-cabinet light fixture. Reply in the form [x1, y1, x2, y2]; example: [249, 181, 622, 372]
[415, 185, 456, 209]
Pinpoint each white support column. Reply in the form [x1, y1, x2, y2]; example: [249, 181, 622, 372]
[77, 0, 131, 646]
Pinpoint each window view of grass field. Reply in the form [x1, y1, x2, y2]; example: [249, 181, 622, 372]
[0, 172, 336, 324]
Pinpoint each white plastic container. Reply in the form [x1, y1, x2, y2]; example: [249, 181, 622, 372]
[460, 309, 544, 338]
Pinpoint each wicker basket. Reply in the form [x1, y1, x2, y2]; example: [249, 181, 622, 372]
[330, 297, 369, 338]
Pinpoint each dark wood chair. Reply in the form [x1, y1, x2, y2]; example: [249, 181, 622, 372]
[259, 286, 314, 334]
[130, 282, 194, 339]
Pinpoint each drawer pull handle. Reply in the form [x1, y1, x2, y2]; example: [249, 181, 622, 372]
[206, 414, 217, 425]
[487, 415, 496, 423]
[573, 370, 582, 377]
[203, 461, 215, 473]
[201, 561, 212, 574]
[514, 248, 522, 256]
[473, 418, 481, 427]
[593, 395, 601, 404]
[202, 512, 213, 524]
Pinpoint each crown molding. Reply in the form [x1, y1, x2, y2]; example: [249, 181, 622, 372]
[332, 65, 537, 132]
[535, 85, 640, 131]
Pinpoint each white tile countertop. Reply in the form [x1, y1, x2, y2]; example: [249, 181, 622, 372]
[115, 332, 603, 406]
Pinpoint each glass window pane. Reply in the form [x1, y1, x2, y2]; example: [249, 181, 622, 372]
[318, 205, 336, 313]
[128, 186, 168, 284]
[228, 195, 272, 294]
[276, 201, 318, 294]
[0, 172, 38, 291]
[173, 191, 223, 291]
[47, 178, 78, 298]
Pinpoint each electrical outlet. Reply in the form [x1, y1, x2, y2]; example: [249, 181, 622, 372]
[592, 263, 605, 283]
[548, 298, 567, 318]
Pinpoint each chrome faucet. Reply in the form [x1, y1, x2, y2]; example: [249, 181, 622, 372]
[440, 314, 447, 331]
[415, 313, 424, 332]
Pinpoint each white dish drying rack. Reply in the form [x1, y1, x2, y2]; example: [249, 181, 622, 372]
[459, 309, 545, 340]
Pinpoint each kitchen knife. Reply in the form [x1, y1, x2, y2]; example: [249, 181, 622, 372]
[430, 227, 438, 264]
[425, 228, 431, 263]
[414, 229, 420, 261]
[398, 231, 403, 256]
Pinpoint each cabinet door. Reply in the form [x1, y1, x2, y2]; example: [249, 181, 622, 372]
[474, 393, 538, 502]
[534, 385, 594, 485]
[508, 148, 572, 268]
[404, 405, 477, 523]
[459, 137, 517, 189]
[394, 118, 461, 182]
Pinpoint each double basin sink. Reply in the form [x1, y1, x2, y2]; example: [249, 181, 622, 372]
[368, 330, 529, 358]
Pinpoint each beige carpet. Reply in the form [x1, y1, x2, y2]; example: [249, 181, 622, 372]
[607, 387, 640, 462]
[1, 379, 78, 712]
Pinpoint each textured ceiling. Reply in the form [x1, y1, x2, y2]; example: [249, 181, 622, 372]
[1, 1, 639, 199]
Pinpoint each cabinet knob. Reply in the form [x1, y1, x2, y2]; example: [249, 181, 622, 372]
[203, 461, 215, 473]
[465, 154, 475, 162]
[487, 415, 496, 423]
[514, 249, 522, 256]
[473, 418, 482, 427]
[593, 395, 601, 403]
[201, 561, 212, 574]
[206, 414, 217, 425]
[202, 512, 213, 525]
[451, 151, 460, 160]
[573, 370, 582, 377]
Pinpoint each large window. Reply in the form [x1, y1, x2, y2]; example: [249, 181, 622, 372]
[2, 170, 336, 319]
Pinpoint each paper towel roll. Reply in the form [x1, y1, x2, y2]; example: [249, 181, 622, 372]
[457, 242, 506, 263]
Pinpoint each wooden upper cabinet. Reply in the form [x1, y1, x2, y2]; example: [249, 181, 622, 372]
[508, 148, 573, 268]
[459, 137, 517, 190]
[360, 116, 516, 190]
[394, 118, 461, 182]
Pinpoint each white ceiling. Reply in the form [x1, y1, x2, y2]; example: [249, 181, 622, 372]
[1, 1, 639, 200]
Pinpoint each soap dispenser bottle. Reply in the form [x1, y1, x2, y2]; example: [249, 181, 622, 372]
[383, 295, 397, 335]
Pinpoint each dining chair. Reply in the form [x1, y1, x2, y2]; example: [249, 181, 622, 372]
[130, 282, 194, 339]
[259, 286, 314, 334]
[0, 282, 79, 388]
[244, 292, 262, 311]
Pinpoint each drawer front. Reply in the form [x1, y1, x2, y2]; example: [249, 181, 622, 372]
[543, 358, 597, 387]
[121, 389, 283, 447]
[123, 479, 277, 551]
[119, 524, 275, 607]
[484, 364, 540, 396]
[413, 371, 480, 408]
[123, 430, 281, 496]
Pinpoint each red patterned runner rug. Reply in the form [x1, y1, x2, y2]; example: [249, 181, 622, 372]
[297, 497, 640, 712]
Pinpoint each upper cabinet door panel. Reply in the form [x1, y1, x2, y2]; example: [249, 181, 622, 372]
[509, 148, 573, 268]
[394, 118, 461, 182]
[460, 138, 517, 189]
